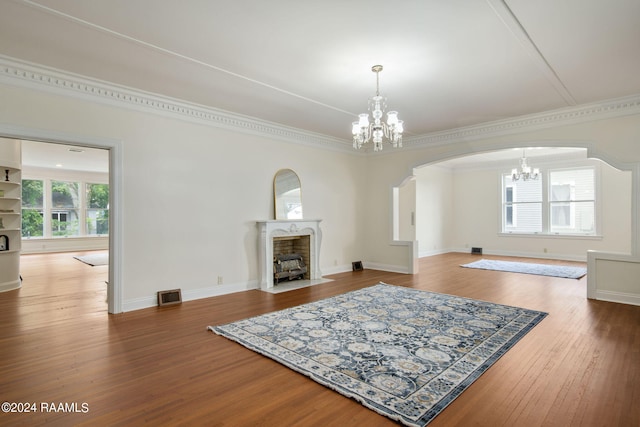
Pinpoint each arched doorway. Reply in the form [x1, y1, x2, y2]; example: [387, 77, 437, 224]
[395, 146, 634, 262]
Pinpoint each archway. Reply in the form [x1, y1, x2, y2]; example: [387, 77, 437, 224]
[391, 143, 638, 303]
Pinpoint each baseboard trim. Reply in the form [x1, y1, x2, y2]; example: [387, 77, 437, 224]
[122, 280, 259, 312]
[593, 290, 640, 307]
[418, 248, 451, 258]
[321, 265, 353, 275]
[364, 262, 411, 274]
[446, 247, 587, 262]
[0, 279, 21, 293]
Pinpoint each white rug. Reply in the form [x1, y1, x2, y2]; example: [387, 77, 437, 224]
[461, 259, 587, 279]
[73, 252, 109, 266]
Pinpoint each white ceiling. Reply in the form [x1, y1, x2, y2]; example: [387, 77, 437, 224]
[21, 140, 109, 173]
[1, 0, 639, 144]
[2, 0, 640, 174]
[433, 146, 587, 169]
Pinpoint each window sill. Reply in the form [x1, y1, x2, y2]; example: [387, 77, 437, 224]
[22, 235, 108, 240]
[499, 232, 602, 240]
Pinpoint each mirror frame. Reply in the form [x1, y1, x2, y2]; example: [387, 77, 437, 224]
[273, 169, 303, 220]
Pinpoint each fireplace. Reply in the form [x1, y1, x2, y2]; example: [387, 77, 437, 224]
[273, 235, 310, 282]
[257, 220, 322, 290]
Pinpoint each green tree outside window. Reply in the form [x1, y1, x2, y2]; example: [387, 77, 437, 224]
[86, 183, 109, 235]
[22, 179, 44, 238]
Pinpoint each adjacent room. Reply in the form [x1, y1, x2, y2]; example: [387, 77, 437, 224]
[0, 1, 639, 426]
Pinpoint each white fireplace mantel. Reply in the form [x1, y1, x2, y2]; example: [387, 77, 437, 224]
[257, 219, 322, 290]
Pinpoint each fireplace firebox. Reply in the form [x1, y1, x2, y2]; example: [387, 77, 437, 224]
[257, 220, 322, 290]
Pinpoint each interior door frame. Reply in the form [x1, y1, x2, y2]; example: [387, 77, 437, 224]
[0, 124, 123, 313]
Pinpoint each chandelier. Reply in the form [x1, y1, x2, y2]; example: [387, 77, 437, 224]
[352, 65, 404, 152]
[511, 150, 540, 181]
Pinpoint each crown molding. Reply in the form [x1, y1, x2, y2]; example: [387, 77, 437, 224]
[1, 55, 639, 154]
[403, 94, 640, 150]
[0, 55, 352, 153]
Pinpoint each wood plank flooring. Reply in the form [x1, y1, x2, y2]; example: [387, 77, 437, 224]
[0, 251, 638, 426]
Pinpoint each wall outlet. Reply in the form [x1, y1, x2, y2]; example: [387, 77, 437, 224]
[543, 248, 548, 253]
[217, 276, 223, 285]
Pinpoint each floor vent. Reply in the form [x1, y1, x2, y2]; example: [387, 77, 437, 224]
[158, 289, 182, 306]
[471, 247, 483, 255]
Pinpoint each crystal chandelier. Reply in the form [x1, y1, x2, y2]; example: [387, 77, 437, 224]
[511, 150, 540, 181]
[352, 65, 404, 152]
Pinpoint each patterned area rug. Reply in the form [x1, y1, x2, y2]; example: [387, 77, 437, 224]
[461, 259, 587, 279]
[209, 283, 547, 426]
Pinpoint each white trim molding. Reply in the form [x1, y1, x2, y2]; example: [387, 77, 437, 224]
[0, 123, 124, 314]
[403, 95, 640, 149]
[587, 251, 640, 306]
[1, 55, 640, 154]
[0, 55, 349, 153]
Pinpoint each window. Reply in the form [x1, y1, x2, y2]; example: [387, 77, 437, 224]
[51, 181, 80, 237]
[502, 167, 596, 235]
[549, 169, 595, 234]
[21, 179, 44, 238]
[21, 178, 109, 239]
[505, 186, 514, 226]
[86, 183, 109, 235]
[502, 175, 542, 233]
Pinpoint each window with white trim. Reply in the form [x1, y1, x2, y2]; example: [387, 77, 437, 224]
[22, 178, 109, 238]
[502, 175, 542, 233]
[502, 167, 596, 235]
[549, 168, 595, 234]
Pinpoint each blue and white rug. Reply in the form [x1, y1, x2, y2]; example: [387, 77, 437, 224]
[461, 259, 587, 279]
[208, 283, 547, 426]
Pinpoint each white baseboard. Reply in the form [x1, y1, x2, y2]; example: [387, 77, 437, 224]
[446, 247, 587, 262]
[0, 279, 21, 293]
[418, 248, 451, 258]
[364, 262, 411, 274]
[321, 264, 353, 275]
[593, 290, 640, 306]
[22, 237, 108, 254]
[122, 280, 259, 312]
[120, 250, 593, 312]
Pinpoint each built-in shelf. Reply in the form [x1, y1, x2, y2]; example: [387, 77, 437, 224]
[0, 138, 22, 292]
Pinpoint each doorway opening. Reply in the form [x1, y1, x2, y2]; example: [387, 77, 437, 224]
[0, 130, 121, 313]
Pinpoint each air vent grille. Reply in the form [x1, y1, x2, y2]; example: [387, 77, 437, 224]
[158, 289, 182, 306]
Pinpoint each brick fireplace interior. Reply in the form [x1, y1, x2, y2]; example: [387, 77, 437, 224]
[273, 235, 311, 280]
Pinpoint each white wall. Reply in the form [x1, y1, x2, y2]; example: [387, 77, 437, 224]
[415, 166, 453, 257]
[0, 82, 367, 310]
[364, 113, 640, 305]
[1, 59, 639, 309]
[396, 176, 415, 241]
[446, 158, 631, 261]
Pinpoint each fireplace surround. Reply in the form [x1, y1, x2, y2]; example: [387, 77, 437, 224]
[257, 220, 322, 290]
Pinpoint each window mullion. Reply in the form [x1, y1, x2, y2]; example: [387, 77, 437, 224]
[542, 171, 549, 233]
[44, 178, 52, 238]
[79, 181, 86, 237]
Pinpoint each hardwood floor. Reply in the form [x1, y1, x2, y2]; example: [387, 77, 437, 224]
[1, 252, 638, 426]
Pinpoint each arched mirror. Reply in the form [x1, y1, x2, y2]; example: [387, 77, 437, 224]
[274, 169, 303, 219]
